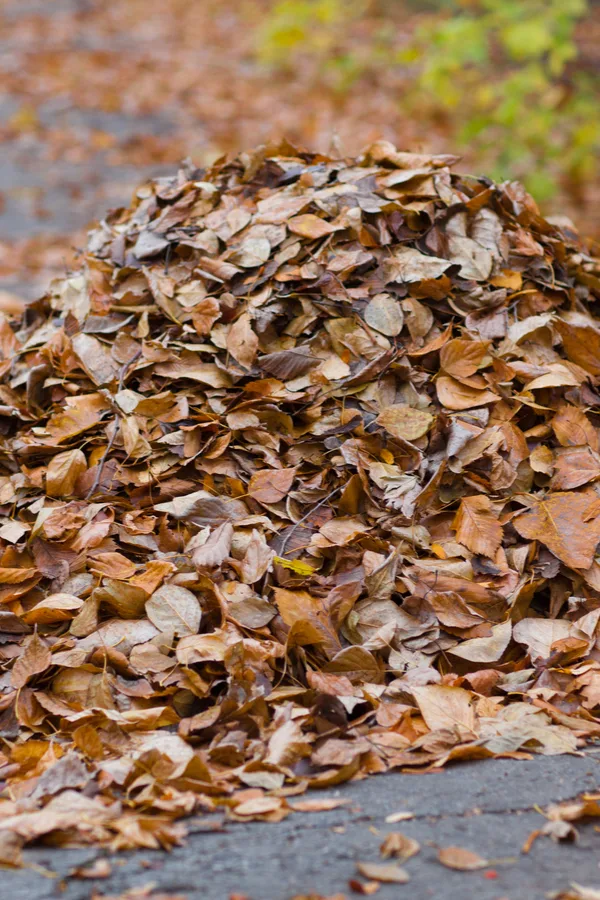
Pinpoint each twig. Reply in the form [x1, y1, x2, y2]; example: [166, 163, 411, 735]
[278, 484, 342, 558]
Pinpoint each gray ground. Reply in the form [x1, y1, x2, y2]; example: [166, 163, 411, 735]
[3, 754, 600, 899]
[3, 4, 600, 898]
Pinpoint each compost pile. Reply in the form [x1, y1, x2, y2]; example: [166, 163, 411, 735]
[1, 140, 600, 857]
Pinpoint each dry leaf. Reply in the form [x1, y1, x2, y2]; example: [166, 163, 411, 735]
[355, 862, 410, 883]
[437, 846, 488, 870]
[11, 631, 52, 688]
[412, 685, 477, 733]
[453, 495, 503, 558]
[380, 832, 420, 861]
[46, 449, 87, 498]
[364, 294, 404, 337]
[145, 585, 202, 636]
[376, 405, 434, 441]
[513, 491, 600, 569]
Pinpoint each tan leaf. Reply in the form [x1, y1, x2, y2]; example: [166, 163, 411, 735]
[145, 585, 202, 636]
[385, 811, 415, 823]
[356, 862, 410, 883]
[437, 846, 488, 870]
[380, 832, 420, 861]
[412, 684, 477, 733]
[290, 798, 350, 812]
[288, 214, 336, 239]
[154, 354, 233, 386]
[513, 490, 600, 569]
[191, 296, 221, 335]
[191, 522, 234, 568]
[530, 444, 553, 474]
[239, 529, 275, 584]
[71, 333, 120, 385]
[513, 618, 588, 663]
[449, 620, 512, 663]
[376, 405, 434, 442]
[227, 312, 259, 368]
[453, 495, 503, 558]
[385, 246, 451, 283]
[23, 593, 84, 625]
[364, 294, 404, 337]
[234, 796, 284, 817]
[324, 646, 384, 683]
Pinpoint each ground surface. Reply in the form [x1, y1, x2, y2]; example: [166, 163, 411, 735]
[3, 754, 600, 899]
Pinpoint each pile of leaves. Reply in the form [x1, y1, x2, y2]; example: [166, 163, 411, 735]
[1, 139, 600, 858]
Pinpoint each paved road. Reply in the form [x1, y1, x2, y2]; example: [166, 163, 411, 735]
[4, 754, 600, 899]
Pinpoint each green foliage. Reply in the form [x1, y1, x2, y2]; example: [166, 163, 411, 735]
[253, 0, 600, 201]
[255, 0, 367, 68]
[404, 0, 597, 199]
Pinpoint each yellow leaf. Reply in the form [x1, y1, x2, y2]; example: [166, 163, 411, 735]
[273, 557, 315, 575]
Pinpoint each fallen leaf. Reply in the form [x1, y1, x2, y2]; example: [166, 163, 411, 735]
[355, 862, 410, 883]
[376, 405, 434, 442]
[145, 585, 202, 636]
[453, 495, 503, 558]
[513, 491, 600, 569]
[437, 846, 488, 871]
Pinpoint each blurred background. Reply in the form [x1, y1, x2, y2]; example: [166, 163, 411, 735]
[1, 0, 599, 301]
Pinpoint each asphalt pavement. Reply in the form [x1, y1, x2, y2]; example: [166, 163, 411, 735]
[3, 754, 600, 900]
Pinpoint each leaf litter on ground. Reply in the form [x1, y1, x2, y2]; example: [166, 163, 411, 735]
[0, 139, 599, 859]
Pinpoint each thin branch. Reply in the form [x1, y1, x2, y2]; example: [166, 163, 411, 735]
[278, 484, 342, 558]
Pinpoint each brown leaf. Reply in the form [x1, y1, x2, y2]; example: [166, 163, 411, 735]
[227, 312, 259, 368]
[552, 405, 598, 451]
[274, 588, 341, 658]
[440, 339, 489, 379]
[46, 393, 109, 442]
[11, 631, 52, 688]
[46, 449, 87, 498]
[248, 468, 296, 504]
[453, 495, 503, 558]
[513, 491, 600, 569]
[551, 446, 600, 490]
[436, 376, 497, 410]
